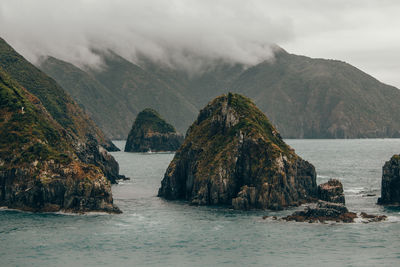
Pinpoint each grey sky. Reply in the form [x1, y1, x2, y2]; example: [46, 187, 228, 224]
[0, 0, 399, 87]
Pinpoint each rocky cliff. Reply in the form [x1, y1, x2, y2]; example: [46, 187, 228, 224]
[158, 93, 317, 210]
[378, 155, 400, 205]
[0, 68, 120, 213]
[125, 108, 184, 152]
[0, 37, 125, 184]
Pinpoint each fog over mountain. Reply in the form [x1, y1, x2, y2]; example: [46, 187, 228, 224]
[1, 0, 400, 87]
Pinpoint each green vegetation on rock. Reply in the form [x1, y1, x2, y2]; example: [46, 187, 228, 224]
[40, 48, 400, 139]
[0, 67, 120, 213]
[124, 108, 183, 152]
[133, 108, 176, 134]
[158, 93, 317, 210]
[0, 37, 118, 150]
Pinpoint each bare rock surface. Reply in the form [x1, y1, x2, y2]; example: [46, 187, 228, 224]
[378, 154, 400, 205]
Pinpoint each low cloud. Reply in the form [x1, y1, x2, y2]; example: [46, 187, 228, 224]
[1, 0, 399, 87]
[0, 0, 293, 70]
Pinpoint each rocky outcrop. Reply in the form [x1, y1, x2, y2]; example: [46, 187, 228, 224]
[282, 201, 357, 223]
[281, 201, 387, 223]
[281, 179, 387, 223]
[378, 154, 400, 205]
[125, 108, 183, 152]
[0, 161, 121, 213]
[158, 93, 317, 210]
[317, 179, 345, 204]
[77, 134, 128, 184]
[0, 37, 123, 188]
[0, 67, 120, 213]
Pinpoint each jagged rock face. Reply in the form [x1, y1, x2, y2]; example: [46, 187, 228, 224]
[0, 162, 120, 213]
[317, 179, 345, 204]
[0, 67, 120, 213]
[378, 155, 400, 205]
[76, 135, 127, 184]
[158, 93, 317, 210]
[125, 108, 183, 152]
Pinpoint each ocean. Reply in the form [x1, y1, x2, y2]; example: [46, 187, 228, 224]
[1, 139, 399, 266]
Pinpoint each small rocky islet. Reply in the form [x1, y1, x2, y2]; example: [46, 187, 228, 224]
[124, 108, 183, 152]
[158, 93, 318, 210]
[157, 93, 389, 223]
[280, 179, 387, 223]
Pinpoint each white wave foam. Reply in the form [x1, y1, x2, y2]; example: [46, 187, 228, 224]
[344, 187, 365, 194]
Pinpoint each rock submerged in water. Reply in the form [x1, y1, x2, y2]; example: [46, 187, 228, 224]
[125, 108, 183, 152]
[317, 179, 345, 204]
[282, 200, 357, 223]
[158, 93, 317, 210]
[378, 154, 400, 205]
[281, 201, 387, 223]
[279, 179, 387, 223]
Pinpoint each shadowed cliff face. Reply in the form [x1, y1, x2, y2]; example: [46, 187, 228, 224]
[125, 108, 184, 152]
[0, 68, 120, 213]
[158, 93, 317, 210]
[378, 155, 400, 205]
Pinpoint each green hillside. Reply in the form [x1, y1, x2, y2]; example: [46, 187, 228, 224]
[0, 67, 119, 213]
[40, 57, 134, 139]
[39, 48, 400, 139]
[231, 50, 400, 138]
[0, 38, 118, 150]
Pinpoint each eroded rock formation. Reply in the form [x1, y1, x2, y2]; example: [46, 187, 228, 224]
[317, 179, 345, 204]
[158, 93, 317, 210]
[378, 154, 400, 205]
[125, 108, 183, 152]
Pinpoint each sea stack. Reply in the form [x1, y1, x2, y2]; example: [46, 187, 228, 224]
[124, 108, 183, 152]
[158, 93, 317, 210]
[378, 154, 400, 205]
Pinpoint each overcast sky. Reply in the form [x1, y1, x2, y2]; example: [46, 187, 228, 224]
[0, 0, 399, 87]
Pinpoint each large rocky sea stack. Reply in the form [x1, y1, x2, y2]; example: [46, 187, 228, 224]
[125, 108, 183, 152]
[158, 93, 317, 210]
[378, 154, 400, 205]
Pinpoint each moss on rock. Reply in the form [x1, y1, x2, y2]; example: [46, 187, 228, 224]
[158, 93, 317, 210]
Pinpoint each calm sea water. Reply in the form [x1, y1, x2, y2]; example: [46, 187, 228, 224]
[1, 139, 400, 266]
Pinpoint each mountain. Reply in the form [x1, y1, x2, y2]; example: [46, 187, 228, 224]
[144, 49, 400, 138]
[0, 67, 120, 213]
[0, 38, 119, 150]
[40, 48, 400, 139]
[125, 108, 183, 152]
[158, 93, 317, 210]
[0, 37, 125, 184]
[39, 57, 135, 139]
[231, 50, 400, 138]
